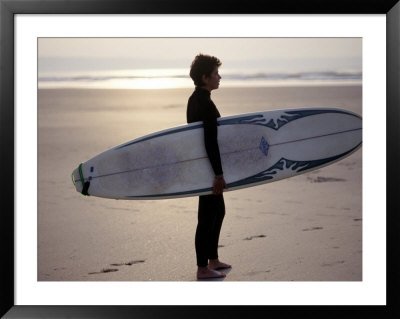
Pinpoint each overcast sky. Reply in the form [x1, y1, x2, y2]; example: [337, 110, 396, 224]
[38, 38, 362, 73]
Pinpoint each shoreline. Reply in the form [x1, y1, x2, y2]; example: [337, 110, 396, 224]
[38, 83, 362, 91]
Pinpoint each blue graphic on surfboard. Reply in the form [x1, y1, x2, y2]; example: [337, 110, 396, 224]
[72, 108, 362, 199]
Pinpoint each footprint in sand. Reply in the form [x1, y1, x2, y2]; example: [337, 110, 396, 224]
[302, 226, 323, 231]
[244, 235, 267, 240]
[89, 260, 145, 275]
[88, 268, 119, 275]
[309, 176, 346, 183]
[321, 260, 345, 267]
[110, 260, 145, 266]
[247, 270, 271, 276]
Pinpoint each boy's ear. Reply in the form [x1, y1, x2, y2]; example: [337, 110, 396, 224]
[201, 74, 208, 85]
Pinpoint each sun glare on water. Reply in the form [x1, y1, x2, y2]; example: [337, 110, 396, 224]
[38, 68, 193, 90]
[106, 77, 192, 90]
[107, 68, 191, 89]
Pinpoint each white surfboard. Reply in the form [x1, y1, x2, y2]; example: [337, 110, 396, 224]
[72, 108, 362, 200]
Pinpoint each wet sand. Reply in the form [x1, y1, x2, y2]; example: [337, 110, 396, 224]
[38, 86, 362, 281]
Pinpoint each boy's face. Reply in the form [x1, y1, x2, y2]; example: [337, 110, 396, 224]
[202, 67, 221, 91]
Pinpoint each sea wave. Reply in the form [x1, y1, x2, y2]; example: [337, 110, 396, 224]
[39, 71, 361, 82]
[38, 70, 362, 89]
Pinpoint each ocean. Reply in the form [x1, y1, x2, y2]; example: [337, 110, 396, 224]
[38, 68, 362, 90]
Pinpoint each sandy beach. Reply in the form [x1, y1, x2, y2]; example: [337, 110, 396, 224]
[38, 85, 362, 281]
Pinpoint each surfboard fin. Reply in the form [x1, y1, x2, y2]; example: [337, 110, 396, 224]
[81, 181, 91, 196]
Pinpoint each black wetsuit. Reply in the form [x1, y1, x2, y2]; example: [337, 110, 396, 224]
[187, 87, 225, 267]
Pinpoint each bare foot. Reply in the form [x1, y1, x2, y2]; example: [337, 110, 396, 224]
[197, 267, 226, 279]
[208, 259, 232, 270]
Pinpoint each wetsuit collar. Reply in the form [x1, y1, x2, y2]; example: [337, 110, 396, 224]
[195, 86, 211, 96]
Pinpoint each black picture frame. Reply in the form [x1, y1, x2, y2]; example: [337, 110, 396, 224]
[1, 0, 399, 318]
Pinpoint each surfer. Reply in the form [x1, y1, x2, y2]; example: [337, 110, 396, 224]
[187, 54, 232, 279]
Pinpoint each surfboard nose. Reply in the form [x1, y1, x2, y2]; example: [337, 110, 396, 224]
[71, 167, 83, 194]
[71, 163, 91, 196]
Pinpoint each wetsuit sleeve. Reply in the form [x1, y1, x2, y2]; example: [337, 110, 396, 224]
[200, 100, 223, 176]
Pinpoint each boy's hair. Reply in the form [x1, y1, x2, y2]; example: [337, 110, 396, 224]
[190, 54, 221, 87]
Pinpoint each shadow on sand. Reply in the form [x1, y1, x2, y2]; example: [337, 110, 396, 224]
[196, 267, 232, 281]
